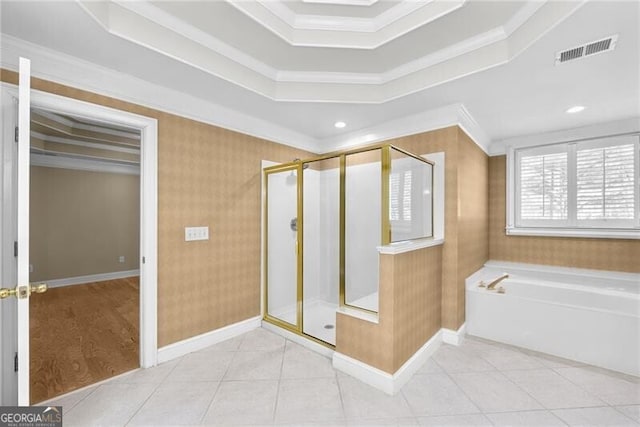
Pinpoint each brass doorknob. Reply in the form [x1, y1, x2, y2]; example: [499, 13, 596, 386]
[0, 283, 48, 299]
[31, 283, 48, 294]
[0, 288, 14, 299]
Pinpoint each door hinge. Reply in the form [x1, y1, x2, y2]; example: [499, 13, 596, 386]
[142, 256, 146, 264]
[14, 353, 18, 372]
[14, 241, 18, 257]
[14, 126, 19, 143]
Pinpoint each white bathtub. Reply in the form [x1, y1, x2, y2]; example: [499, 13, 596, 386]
[466, 261, 640, 376]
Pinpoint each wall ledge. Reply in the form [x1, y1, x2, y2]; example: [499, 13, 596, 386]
[333, 328, 448, 395]
[337, 306, 379, 324]
[377, 238, 444, 255]
[157, 316, 261, 363]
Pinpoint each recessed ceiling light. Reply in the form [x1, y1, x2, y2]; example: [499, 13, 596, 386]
[334, 121, 346, 128]
[566, 105, 585, 114]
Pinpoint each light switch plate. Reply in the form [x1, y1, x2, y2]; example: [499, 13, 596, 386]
[185, 226, 209, 241]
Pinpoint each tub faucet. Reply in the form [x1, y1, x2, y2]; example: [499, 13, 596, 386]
[486, 273, 509, 290]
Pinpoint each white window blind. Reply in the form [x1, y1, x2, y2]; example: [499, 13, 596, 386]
[520, 152, 568, 220]
[576, 144, 635, 220]
[402, 171, 412, 221]
[514, 135, 639, 232]
[389, 170, 413, 221]
[390, 173, 400, 221]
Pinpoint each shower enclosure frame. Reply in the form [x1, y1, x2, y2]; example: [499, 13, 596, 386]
[263, 143, 434, 348]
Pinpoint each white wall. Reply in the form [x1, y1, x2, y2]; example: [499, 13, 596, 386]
[303, 168, 322, 303]
[319, 169, 340, 304]
[345, 162, 381, 304]
[266, 170, 298, 323]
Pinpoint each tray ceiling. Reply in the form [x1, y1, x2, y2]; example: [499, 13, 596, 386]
[1, 1, 637, 151]
[77, 0, 582, 103]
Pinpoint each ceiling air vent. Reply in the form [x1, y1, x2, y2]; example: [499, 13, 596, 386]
[555, 35, 618, 65]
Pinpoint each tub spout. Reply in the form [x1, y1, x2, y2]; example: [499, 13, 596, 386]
[486, 273, 509, 290]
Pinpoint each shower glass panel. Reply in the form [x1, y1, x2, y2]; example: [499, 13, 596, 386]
[266, 166, 299, 328]
[344, 149, 381, 312]
[303, 157, 340, 345]
[390, 148, 434, 242]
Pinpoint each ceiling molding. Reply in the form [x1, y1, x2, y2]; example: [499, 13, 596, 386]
[229, 0, 464, 49]
[0, 35, 318, 153]
[1, 35, 492, 155]
[76, 1, 585, 103]
[489, 117, 640, 156]
[317, 103, 490, 154]
[302, 0, 379, 6]
[31, 131, 141, 155]
[35, 109, 140, 139]
[31, 153, 140, 175]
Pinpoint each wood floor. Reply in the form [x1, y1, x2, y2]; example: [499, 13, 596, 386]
[30, 277, 139, 404]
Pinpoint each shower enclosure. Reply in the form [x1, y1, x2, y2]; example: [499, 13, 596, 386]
[264, 144, 433, 347]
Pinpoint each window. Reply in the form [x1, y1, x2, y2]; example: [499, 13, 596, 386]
[389, 170, 412, 221]
[510, 135, 639, 238]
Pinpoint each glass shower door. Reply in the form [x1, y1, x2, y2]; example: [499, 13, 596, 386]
[265, 166, 300, 329]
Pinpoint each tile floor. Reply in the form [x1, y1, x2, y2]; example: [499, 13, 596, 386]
[46, 328, 640, 426]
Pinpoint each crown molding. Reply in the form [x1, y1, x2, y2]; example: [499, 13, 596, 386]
[229, 0, 463, 49]
[490, 117, 640, 156]
[302, 0, 379, 6]
[1, 35, 491, 155]
[0, 35, 318, 153]
[76, 0, 584, 103]
[31, 131, 140, 155]
[31, 153, 140, 175]
[318, 103, 490, 154]
[34, 108, 140, 139]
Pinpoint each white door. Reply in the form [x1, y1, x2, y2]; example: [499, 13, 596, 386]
[16, 56, 33, 406]
[0, 57, 37, 406]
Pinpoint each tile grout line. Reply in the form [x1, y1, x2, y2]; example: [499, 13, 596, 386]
[610, 405, 640, 424]
[122, 376, 167, 426]
[197, 334, 248, 424]
[334, 365, 348, 422]
[550, 365, 638, 409]
[271, 338, 289, 425]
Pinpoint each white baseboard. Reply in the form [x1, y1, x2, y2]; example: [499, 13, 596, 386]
[333, 329, 444, 395]
[44, 269, 140, 288]
[442, 323, 466, 346]
[157, 316, 261, 363]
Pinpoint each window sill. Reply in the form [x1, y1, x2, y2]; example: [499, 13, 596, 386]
[506, 227, 640, 240]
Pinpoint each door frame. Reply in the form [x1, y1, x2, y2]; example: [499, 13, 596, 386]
[0, 83, 158, 405]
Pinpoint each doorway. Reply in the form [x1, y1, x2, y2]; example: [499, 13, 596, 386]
[28, 107, 142, 403]
[0, 77, 158, 406]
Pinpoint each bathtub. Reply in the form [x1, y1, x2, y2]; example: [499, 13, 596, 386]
[466, 261, 640, 376]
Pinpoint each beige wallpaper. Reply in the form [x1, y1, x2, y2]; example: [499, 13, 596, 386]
[392, 246, 442, 371]
[336, 245, 442, 374]
[385, 127, 489, 331]
[30, 167, 140, 281]
[455, 130, 489, 326]
[1, 69, 311, 347]
[489, 156, 640, 273]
